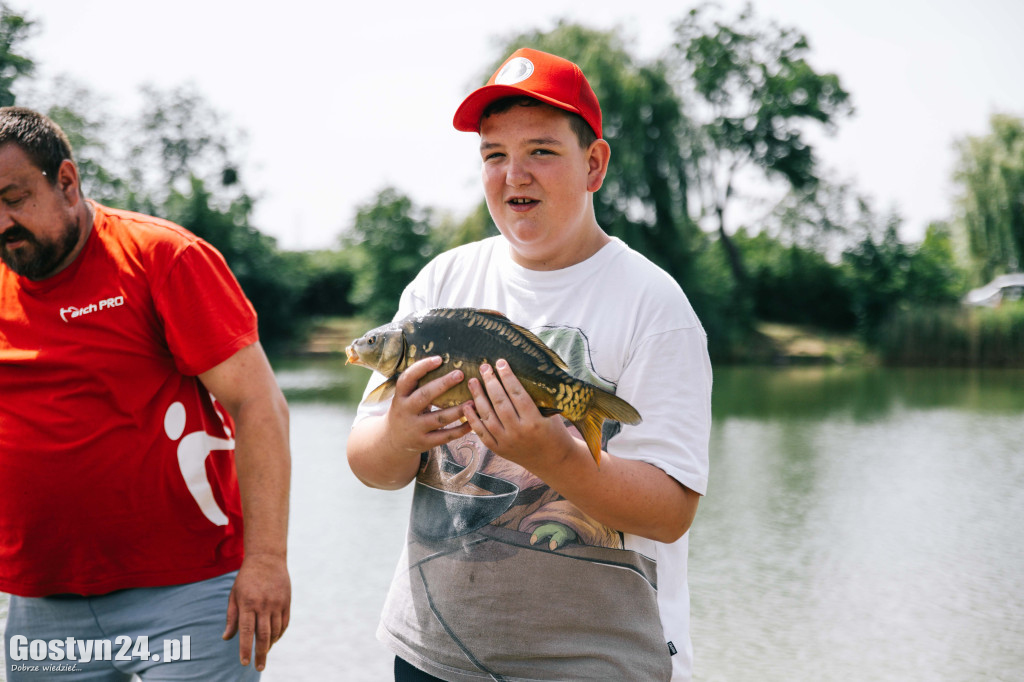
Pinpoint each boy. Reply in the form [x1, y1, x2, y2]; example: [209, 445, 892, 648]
[347, 48, 711, 681]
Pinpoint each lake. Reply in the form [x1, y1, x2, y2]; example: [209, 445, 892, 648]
[3, 361, 1022, 681]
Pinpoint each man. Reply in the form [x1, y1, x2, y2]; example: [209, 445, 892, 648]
[347, 49, 712, 681]
[0, 107, 290, 680]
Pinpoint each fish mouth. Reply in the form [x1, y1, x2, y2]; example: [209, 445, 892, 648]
[344, 345, 360, 365]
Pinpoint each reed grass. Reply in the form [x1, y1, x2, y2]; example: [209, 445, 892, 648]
[878, 303, 1024, 366]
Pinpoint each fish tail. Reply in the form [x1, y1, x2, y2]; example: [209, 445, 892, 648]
[591, 387, 642, 426]
[572, 388, 643, 468]
[573, 411, 606, 467]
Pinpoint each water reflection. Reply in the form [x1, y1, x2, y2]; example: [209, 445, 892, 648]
[712, 366, 1024, 420]
[271, 355, 370, 405]
[697, 366, 1024, 681]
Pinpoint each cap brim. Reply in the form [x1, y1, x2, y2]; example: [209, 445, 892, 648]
[452, 84, 587, 133]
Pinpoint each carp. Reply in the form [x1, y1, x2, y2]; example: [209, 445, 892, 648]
[345, 307, 641, 466]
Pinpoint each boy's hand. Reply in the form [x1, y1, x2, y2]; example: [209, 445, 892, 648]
[463, 359, 576, 471]
[383, 355, 472, 454]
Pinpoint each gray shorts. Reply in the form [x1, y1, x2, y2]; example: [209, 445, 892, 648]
[3, 571, 259, 681]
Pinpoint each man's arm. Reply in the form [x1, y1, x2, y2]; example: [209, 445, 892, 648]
[464, 360, 700, 543]
[199, 342, 291, 671]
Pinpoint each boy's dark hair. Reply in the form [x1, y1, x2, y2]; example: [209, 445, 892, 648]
[481, 96, 598, 149]
[0, 106, 76, 185]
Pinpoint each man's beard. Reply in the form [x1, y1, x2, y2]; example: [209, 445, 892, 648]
[0, 220, 81, 280]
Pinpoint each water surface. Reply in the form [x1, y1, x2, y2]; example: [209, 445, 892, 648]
[3, 363, 1021, 681]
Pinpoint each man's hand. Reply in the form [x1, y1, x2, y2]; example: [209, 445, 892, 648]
[222, 553, 291, 671]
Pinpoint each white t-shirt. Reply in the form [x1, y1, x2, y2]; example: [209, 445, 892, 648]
[355, 236, 711, 681]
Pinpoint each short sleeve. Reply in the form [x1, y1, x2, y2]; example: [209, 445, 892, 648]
[610, 325, 712, 496]
[154, 240, 259, 376]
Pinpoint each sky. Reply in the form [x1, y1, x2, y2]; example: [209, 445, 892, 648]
[17, 0, 1024, 250]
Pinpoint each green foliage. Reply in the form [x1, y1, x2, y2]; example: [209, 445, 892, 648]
[842, 218, 968, 343]
[344, 187, 437, 322]
[490, 22, 759, 354]
[905, 222, 969, 304]
[766, 178, 879, 260]
[123, 84, 247, 212]
[842, 219, 914, 341]
[735, 229, 855, 330]
[0, 2, 33, 106]
[685, 243, 750, 361]
[952, 113, 1024, 283]
[291, 249, 357, 318]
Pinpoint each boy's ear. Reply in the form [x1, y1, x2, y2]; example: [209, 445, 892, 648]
[586, 139, 611, 193]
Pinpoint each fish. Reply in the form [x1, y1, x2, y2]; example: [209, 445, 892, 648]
[345, 307, 642, 466]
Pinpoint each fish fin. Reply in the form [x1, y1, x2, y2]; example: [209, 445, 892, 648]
[514, 324, 569, 370]
[470, 308, 570, 372]
[590, 387, 642, 425]
[476, 308, 508, 319]
[572, 411, 606, 467]
[538, 406, 562, 418]
[365, 375, 399, 403]
[496, 320, 569, 370]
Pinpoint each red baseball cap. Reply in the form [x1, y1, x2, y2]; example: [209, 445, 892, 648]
[453, 48, 603, 139]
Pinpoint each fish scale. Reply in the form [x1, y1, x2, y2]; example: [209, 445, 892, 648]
[346, 307, 642, 466]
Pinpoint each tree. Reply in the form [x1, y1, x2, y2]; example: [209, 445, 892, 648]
[905, 221, 969, 305]
[840, 213, 965, 342]
[0, 2, 33, 106]
[122, 84, 248, 215]
[672, 4, 853, 286]
[736, 229, 855, 330]
[952, 113, 1024, 283]
[344, 187, 436, 321]
[842, 217, 910, 341]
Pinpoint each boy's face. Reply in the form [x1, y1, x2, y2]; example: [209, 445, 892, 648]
[479, 104, 608, 271]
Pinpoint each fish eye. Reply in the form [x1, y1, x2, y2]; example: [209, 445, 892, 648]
[367, 335, 377, 346]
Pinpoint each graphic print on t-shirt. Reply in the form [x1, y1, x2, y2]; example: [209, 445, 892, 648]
[412, 325, 623, 549]
[164, 397, 234, 526]
[393, 325, 673, 681]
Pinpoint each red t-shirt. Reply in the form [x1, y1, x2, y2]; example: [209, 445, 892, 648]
[0, 203, 259, 597]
